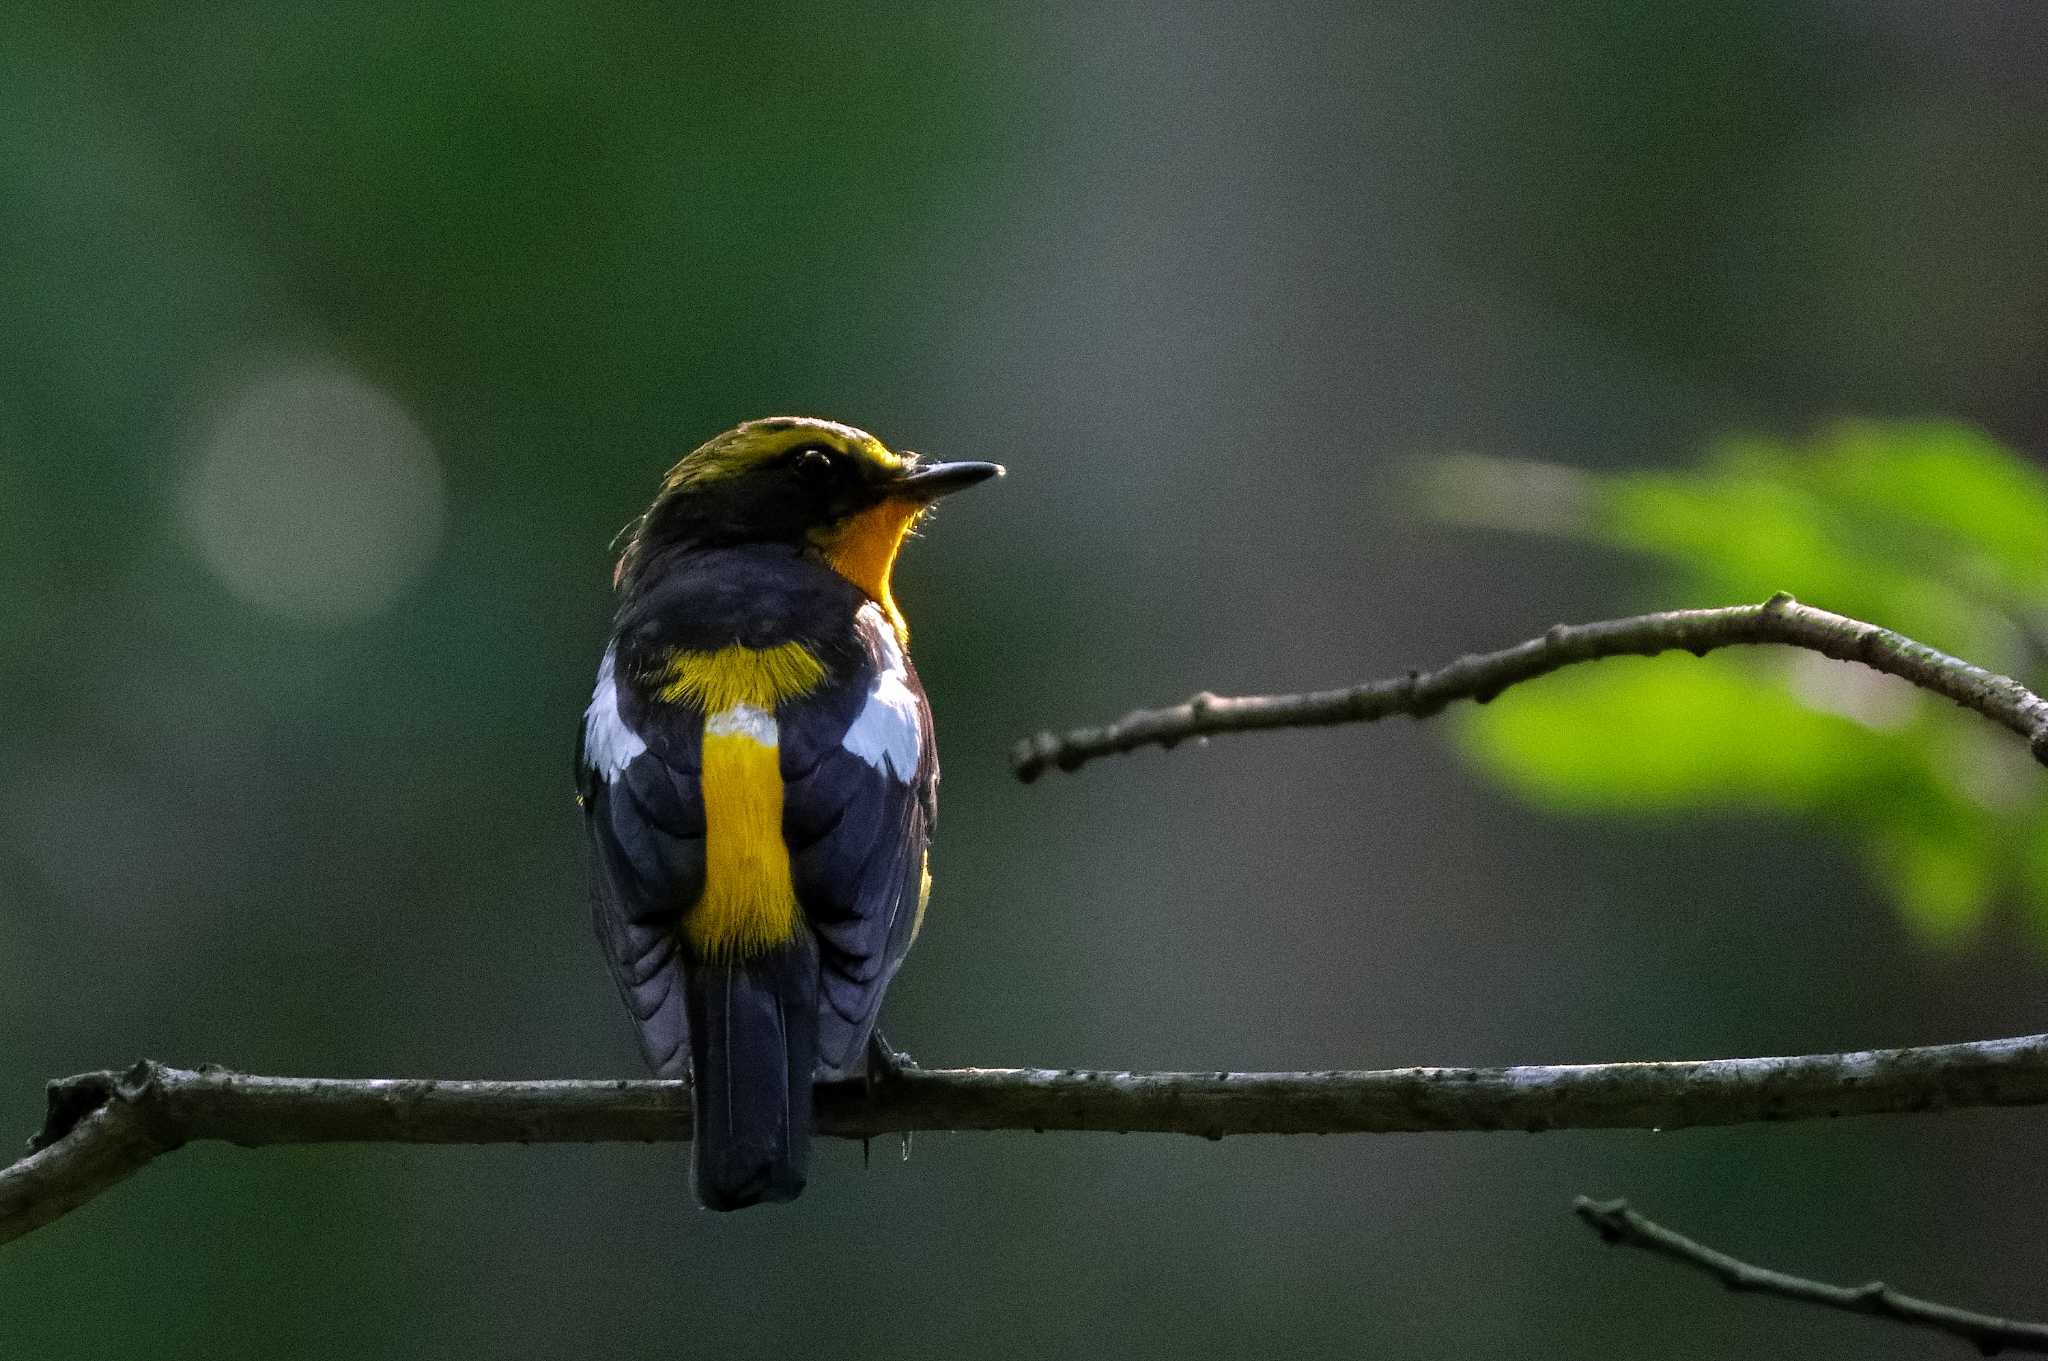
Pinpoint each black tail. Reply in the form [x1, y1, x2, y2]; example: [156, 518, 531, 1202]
[683, 942, 818, 1211]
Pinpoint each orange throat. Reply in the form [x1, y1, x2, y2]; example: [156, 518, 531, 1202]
[822, 499, 923, 639]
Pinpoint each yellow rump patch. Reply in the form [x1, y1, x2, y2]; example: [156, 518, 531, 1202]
[659, 642, 826, 712]
[689, 718, 801, 960]
[662, 645, 822, 959]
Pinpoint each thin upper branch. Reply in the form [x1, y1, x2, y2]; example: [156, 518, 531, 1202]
[1574, 1197, 2048, 1355]
[11, 1034, 2048, 1246]
[1010, 593, 2048, 780]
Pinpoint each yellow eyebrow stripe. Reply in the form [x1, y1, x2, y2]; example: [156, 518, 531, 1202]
[660, 418, 904, 492]
[658, 642, 827, 711]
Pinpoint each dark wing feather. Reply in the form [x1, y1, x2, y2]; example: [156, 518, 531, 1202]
[780, 614, 937, 1077]
[579, 697, 704, 1080]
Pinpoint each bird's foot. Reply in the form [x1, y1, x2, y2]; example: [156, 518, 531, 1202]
[859, 1031, 918, 1168]
[865, 1029, 917, 1087]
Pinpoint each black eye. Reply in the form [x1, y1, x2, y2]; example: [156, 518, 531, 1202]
[790, 445, 836, 481]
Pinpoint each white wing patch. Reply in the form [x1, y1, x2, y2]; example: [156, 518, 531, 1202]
[842, 604, 923, 783]
[705, 703, 778, 746]
[583, 645, 647, 780]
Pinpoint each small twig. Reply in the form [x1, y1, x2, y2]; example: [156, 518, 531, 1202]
[10, 1035, 2048, 1247]
[1011, 594, 2048, 780]
[1574, 1196, 2048, 1355]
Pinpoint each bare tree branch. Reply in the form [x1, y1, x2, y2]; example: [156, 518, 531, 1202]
[9, 1035, 2048, 1246]
[1574, 1196, 2048, 1355]
[1011, 593, 2048, 780]
[13, 600, 2046, 1259]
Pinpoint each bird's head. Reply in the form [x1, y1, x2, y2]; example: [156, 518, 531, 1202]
[615, 416, 1002, 632]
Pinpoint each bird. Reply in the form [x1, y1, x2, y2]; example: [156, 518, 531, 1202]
[576, 416, 1001, 1210]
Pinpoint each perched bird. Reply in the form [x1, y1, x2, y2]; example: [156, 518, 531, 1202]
[577, 416, 1001, 1210]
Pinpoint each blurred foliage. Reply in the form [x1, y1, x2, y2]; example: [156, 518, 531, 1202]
[1425, 421, 2048, 941]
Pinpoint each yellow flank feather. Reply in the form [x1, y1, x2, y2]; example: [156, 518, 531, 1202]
[909, 852, 933, 947]
[659, 642, 827, 711]
[689, 724, 801, 960]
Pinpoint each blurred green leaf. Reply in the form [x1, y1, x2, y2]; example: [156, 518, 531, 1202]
[1866, 800, 2000, 942]
[1813, 421, 2048, 598]
[1457, 653, 1902, 811]
[1433, 419, 2048, 942]
[1595, 421, 2046, 666]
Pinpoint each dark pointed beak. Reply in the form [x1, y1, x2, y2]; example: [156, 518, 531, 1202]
[896, 458, 1005, 502]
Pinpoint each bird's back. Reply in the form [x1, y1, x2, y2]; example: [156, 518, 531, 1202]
[580, 543, 938, 1207]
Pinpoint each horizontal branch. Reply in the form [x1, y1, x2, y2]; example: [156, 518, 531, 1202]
[1575, 1197, 2048, 1355]
[1010, 593, 2048, 780]
[11, 1034, 2048, 1246]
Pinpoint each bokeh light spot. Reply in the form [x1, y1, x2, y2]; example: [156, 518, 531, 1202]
[179, 360, 445, 623]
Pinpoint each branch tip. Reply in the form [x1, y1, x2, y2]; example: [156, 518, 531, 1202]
[1571, 1195, 2048, 1355]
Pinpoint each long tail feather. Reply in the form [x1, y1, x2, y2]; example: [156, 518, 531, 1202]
[683, 941, 817, 1211]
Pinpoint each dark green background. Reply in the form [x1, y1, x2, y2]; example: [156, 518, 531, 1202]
[5, 4, 2046, 1357]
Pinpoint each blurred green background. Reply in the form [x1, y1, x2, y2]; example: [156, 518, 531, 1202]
[5, 4, 2047, 1357]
